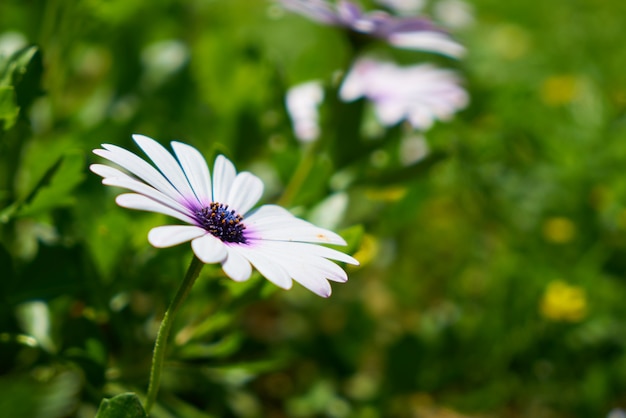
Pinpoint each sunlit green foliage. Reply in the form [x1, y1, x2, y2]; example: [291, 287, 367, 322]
[1, 0, 626, 417]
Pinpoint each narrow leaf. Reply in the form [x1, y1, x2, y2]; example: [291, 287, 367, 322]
[95, 393, 147, 418]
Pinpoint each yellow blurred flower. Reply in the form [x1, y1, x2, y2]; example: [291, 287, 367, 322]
[350, 233, 379, 268]
[540, 280, 588, 322]
[490, 24, 531, 60]
[542, 217, 576, 243]
[364, 185, 407, 202]
[541, 75, 580, 106]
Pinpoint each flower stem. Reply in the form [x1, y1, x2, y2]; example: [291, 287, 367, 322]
[144, 255, 204, 414]
[278, 140, 322, 208]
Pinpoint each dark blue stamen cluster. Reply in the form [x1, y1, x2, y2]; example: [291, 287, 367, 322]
[194, 202, 246, 243]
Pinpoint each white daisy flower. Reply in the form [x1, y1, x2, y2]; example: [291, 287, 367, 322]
[339, 57, 468, 130]
[285, 80, 325, 142]
[90, 134, 358, 297]
[279, 0, 465, 58]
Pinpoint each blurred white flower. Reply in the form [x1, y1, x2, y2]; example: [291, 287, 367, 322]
[279, 0, 464, 58]
[399, 134, 429, 165]
[434, 0, 474, 29]
[91, 135, 358, 297]
[0, 31, 27, 57]
[340, 57, 468, 130]
[607, 409, 626, 418]
[140, 39, 189, 89]
[376, 0, 425, 16]
[285, 81, 325, 142]
[377, 0, 474, 29]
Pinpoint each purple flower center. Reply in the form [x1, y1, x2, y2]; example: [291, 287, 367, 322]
[194, 202, 246, 243]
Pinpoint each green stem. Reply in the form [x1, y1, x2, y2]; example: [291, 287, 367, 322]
[277, 140, 322, 208]
[144, 255, 204, 414]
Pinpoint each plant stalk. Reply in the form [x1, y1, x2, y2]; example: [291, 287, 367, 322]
[144, 255, 204, 414]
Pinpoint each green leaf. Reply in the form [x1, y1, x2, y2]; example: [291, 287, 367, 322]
[0, 46, 39, 131]
[338, 224, 364, 256]
[0, 86, 19, 130]
[96, 393, 147, 418]
[16, 151, 85, 218]
[177, 333, 243, 360]
[0, 46, 38, 85]
[0, 369, 82, 418]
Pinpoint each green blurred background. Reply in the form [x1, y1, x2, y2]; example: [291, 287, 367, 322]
[2, 0, 626, 417]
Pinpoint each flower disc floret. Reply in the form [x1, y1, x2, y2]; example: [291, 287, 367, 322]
[195, 202, 246, 243]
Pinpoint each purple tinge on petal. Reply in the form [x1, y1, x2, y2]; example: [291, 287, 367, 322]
[280, 0, 461, 56]
[92, 134, 359, 297]
[132, 134, 200, 208]
[369, 14, 444, 38]
[336, 0, 365, 26]
[171, 141, 213, 207]
[279, 0, 342, 25]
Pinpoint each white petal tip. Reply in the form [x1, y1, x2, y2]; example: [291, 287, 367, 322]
[331, 275, 349, 283]
[132, 133, 153, 142]
[221, 262, 252, 282]
[225, 274, 251, 283]
[222, 269, 250, 283]
[195, 254, 227, 265]
[89, 164, 103, 175]
[148, 235, 169, 248]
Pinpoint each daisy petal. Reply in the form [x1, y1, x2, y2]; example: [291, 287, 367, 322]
[282, 254, 346, 285]
[95, 145, 182, 202]
[279, 0, 340, 25]
[251, 224, 347, 245]
[97, 167, 195, 217]
[148, 225, 206, 248]
[221, 246, 253, 282]
[212, 155, 237, 203]
[226, 172, 264, 215]
[90, 163, 128, 179]
[171, 141, 213, 206]
[307, 258, 349, 282]
[245, 204, 293, 220]
[387, 31, 466, 58]
[280, 258, 333, 297]
[236, 245, 293, 289]
[191, 234, 228, 263]
[241, 241, 343, 296]
[115, 193, 197, 224]
[132, 134, 198, 205]
[252, 240, 359, 265]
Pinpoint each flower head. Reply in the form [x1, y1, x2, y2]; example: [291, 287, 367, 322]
[339, 57, 468, 130]
[539, 280, 588, 322]
[285, 80, 325, 142]
[279, 0, 464, 58]
[90, 134, 358, 297]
